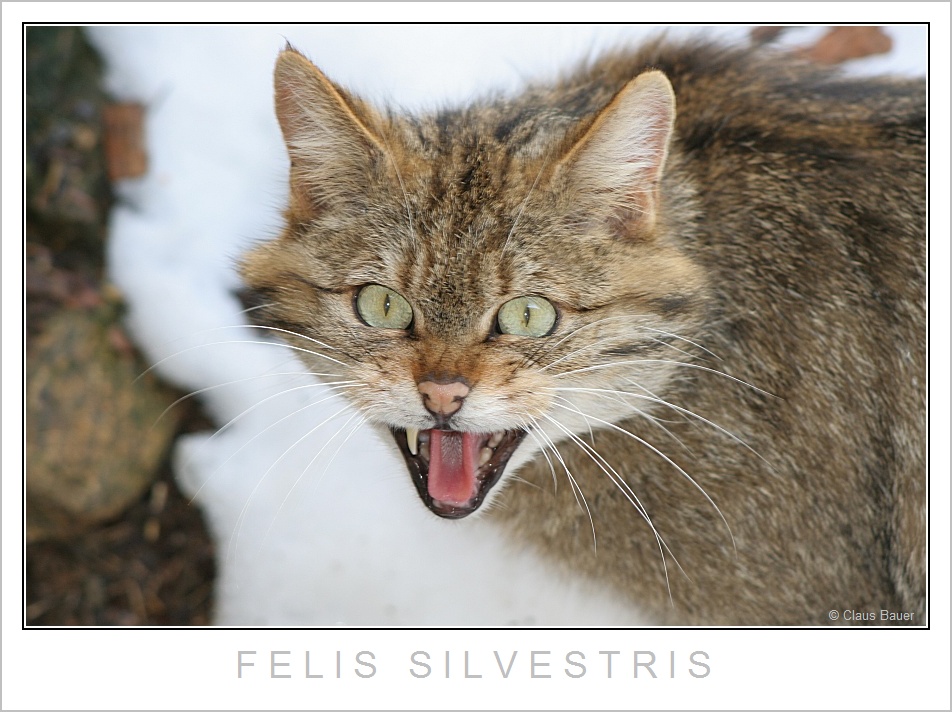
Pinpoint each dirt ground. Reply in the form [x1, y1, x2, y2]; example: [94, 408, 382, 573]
[25, 26, 215, 627]
[25, 443, 216, 626]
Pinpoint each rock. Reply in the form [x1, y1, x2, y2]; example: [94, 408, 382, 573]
[26, 304, 183, 541]
[102, 103, 148, 181]
[800, 27, 893, 65]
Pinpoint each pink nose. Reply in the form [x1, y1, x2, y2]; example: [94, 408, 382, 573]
[418, 380, 470, 416]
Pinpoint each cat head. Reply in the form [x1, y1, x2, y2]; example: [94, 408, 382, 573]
[241, 47, 707, 518]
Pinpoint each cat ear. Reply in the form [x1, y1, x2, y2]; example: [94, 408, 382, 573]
[556, 70, 676, 237]
[273, 47, 385, 216]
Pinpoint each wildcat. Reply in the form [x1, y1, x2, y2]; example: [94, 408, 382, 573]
[240, 37, 926, 626]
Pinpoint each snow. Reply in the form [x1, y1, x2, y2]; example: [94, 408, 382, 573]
[85, 25, 927, 627]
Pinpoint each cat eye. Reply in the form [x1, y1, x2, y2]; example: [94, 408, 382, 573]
[497, 296, 557, 337]
[355, 284, 413, 330]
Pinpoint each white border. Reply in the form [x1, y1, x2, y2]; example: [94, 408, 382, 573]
[4, 4, 949, 710]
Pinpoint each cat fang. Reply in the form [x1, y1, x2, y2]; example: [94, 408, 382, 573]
[392, 427, 527, 518]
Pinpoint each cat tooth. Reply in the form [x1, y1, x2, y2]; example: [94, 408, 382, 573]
[420, 441, 430, 461]
[488, 432, 504, 448]
[479, 447, 493, 468]
[407, 427, 419, 456]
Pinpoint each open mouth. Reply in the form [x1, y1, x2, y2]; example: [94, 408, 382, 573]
[391, 427, 527, 518]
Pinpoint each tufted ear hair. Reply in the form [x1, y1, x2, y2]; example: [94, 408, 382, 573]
[273, 47, 386, 218]
[555, 70, 676, 238]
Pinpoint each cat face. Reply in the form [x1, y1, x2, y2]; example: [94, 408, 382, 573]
[241, 48, 707, 518]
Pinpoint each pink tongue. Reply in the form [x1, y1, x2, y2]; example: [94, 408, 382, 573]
[427, 430, 482, 505]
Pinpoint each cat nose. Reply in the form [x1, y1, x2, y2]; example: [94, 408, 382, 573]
[418, 379, 470, 417]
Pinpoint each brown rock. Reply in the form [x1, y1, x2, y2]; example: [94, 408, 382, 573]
[26, 307, 182, 541]
[800, 26, 893, 65]
[102, 103, 148, 181]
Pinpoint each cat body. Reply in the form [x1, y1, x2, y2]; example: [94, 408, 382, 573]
[242, 38, 926, 625]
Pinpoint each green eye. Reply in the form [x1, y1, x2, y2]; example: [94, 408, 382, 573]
[497, 295, 557, 337]
[355, 284, 413, 330]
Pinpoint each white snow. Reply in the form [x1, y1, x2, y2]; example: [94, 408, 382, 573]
[86, 24, 927, 627]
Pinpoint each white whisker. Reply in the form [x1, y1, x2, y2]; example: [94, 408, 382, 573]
[527, 417, 598, 551]
[235, 301, 274, 316]
[259, 412, 367, 550]
[539, 411, 683, 599]
[638, 325, 722, 361]
[154, 320, 344, 357]
[549, 401, 736, 554]
[137, 338, 351, 382]
[229, 404, 353, 560]
[547, 385, 770, 467]
[186, 382, 366, 505]
[535, 316, 716, 373]
[536, 315, 651, 371]
[552, 358, 777, 398]
[546, 394, 596, 444]
[152, 371, 350, 427]
[547, 390, 691, 456]
[237, 323, 344, 354]
[518, 415, 559, 493]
